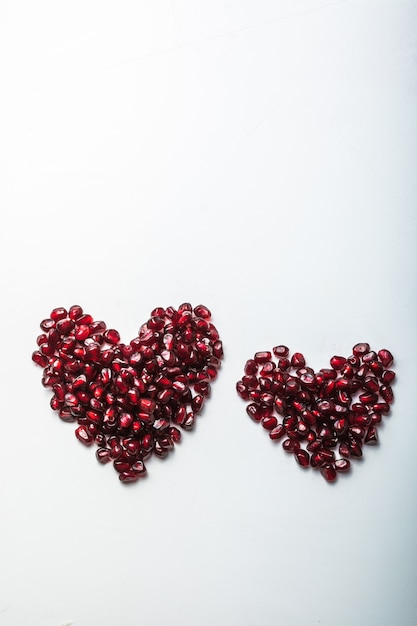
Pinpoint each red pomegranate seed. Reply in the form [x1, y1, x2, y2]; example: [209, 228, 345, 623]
[364, 426, 378, 445]
[75, 324, 90, 341]
[119, 471, 138, 483]
[254, 351, 272, 364]
[311, 452, 324, 468]
[352, 342, 370, 356]
[32, 351, 49, 367]
[335, 459, 350, 472]
[382, 370, 395, 384]
[96, 448, 111, 463]
[69, 305, 83, 320]
[104, 329, 120, 344]
[273, 345, 289, 357]
[261, 416, 278, 431]
[330, 355, 347, 370]
[320, 464, 337, 482]
[295, 449, 309, 467]
[378, 349, 393, 368]
[380, 385, 394, 404]
[40, 318, 55, 331]
[320, 368, 337, 381]
[244, 359, 258, 375]
[75, 425, 93, 445]
[56, 319, 75, 335]
[373, 402, 390, 414]
[269, 424, 285, 440]
[246, 404, 262, 421]
[193, 304, 211, 319]
[291, 352, 305, 368]
[50, 307, 68, 322]
[282, 439, 300, 452]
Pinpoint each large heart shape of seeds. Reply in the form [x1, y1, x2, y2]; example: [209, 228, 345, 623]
[32, 303, 223, 483]
[236, 344, 395, 482]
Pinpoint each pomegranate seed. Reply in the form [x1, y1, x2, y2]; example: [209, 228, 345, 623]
[104, 329, 120, 344]
[254, 351, 272, 364]
[353, 342, 370, 356]
[56, 319, 75, 335]
[295, 449, 309, 467]
[320, 464, 337, 482]
[75, 425, 93, 445]
[311, 452, 324, 468]
[119, 471, 138, 483]
[378, 349, 393, 368]
[96, 448, 111, 463]
[330, 355, 347, 370]
[32, 351, 49, 367]
[382, 370, 395, 384]
[246, 404, 262, 421]
[193, 304, 211, 319]
[291, 353, 305, 368]
[335, 459, 350, 472]
[273, 345, 289, 357]
[269, 425, 285, 440]
[364, 426, 378, 445]
[283, 439, 300, 452]
[75, 324, 90, 341]
[69, 305, 83, 320]
[40, 318, 55, 331]
[380, 385, 394, 404]
[244, 360, 258, 375]
[261, 416, 278, 431]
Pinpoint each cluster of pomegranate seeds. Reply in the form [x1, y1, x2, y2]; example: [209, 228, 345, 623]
[236, 343, 395, 482]
[32, 304, 223, 483]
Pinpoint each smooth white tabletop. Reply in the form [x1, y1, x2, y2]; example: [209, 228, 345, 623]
[1, 1, 416, 625]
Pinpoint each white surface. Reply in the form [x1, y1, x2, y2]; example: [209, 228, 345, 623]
[1, 1, 416, 625]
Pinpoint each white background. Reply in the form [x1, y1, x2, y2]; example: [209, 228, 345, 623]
[1, 1, 416, 625]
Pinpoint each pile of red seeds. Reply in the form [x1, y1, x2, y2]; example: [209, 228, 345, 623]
[32, 304, 223, 483]
[236, 343, 395, 482]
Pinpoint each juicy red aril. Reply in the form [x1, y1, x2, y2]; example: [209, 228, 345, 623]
[32, 351, 48, 367]
[193, 304, 211, 319]
[75, 325, 90, 341]
[261, 416, 278, 431]
[269, 425, 285, 440]
[56, 319, 74, 335]
[254, 351, 272, 364]
[291, 353, 305, 368]
[273, 345, 289, 357]
[382, 370, 395, 384]
[75, 426, 93, 445]
[365, 426, 378, 445]
[237, 342, 396, 482]
[335, 459, 350, 472]
[104, 329, 120, 344]
[330, 355, 347, 370]
[320, 464, 337, 482]
[378, 349, 393, 368]
[51, 307, 68, 322]
[295, 449, 309, 467]
[380, 385, 394, 404]
[96, 448, 111, 463]
[353, 343, 370, 356]
[283, 439, 300, 452]
[33, 303, 223, 482]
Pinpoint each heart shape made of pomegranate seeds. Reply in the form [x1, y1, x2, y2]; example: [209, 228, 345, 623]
[236, 344, 395, 482]
[32, 303, 223, 483]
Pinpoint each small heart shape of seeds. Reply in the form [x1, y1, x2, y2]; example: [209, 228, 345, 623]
[236, 343, 395, 482]
[32, 303, 223, 483]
